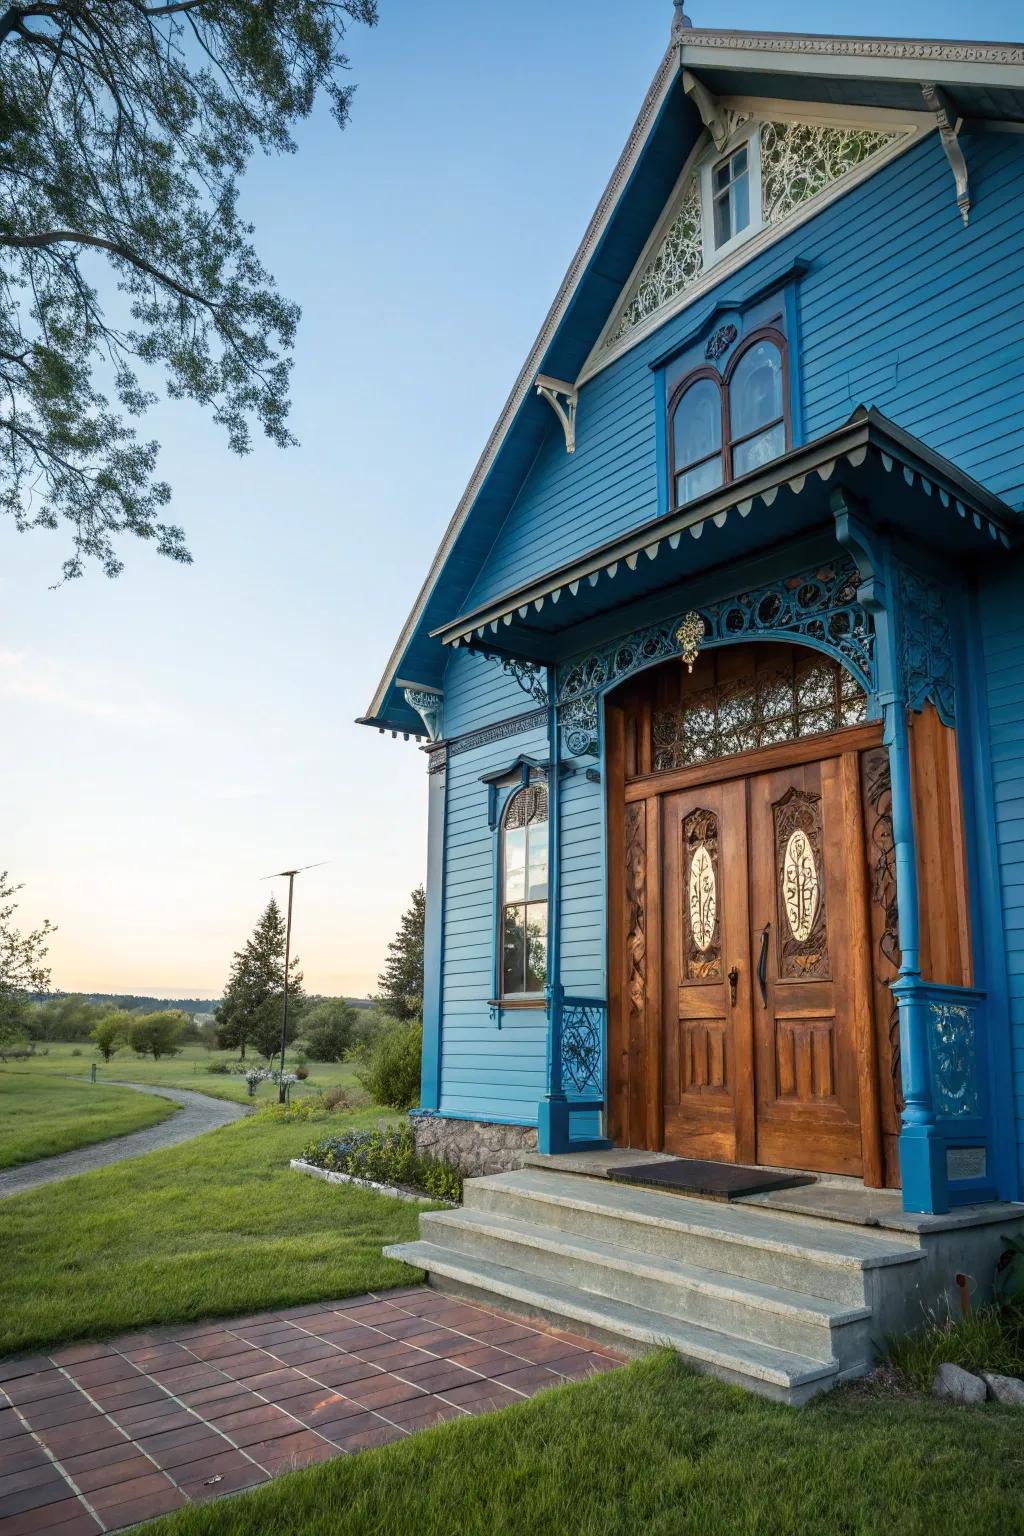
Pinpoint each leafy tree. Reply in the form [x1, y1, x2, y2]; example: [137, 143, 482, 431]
[300, 997, 356, 1062]
[90, 1011, 130, 1062]
[0, 873, 54, 1051]
[376, 886, 425, 1022]
[215, 896, 303, 1061]
[127, 1010, 186, 1060]
[0, 0, 377, 579]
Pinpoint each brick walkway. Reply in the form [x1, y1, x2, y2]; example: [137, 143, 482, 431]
[0, 1288, 621, 1534]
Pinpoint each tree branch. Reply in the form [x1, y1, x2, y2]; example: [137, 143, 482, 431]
[1, 229, 220, 308]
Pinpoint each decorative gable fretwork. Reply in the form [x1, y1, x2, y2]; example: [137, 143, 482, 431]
[605, 120, 907, 352]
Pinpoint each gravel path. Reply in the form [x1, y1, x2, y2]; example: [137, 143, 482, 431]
[0, 1082, 247, 1201]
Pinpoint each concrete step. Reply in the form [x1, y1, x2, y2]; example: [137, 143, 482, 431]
[385, 1239, 841, 1406]
[418, 1207, 872, 1369]
[463, 1168, 922, 1306]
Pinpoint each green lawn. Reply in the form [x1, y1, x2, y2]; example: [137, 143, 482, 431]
[146, 1351, 1024, 1536]
[0, 1071, 178, 1169]
[0, 1107, 423, 1357]
[2, 1042, 361, 1106]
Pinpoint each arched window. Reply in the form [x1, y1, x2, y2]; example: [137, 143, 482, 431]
[500, 782, 549, 997]
[668, 330, 789, 509]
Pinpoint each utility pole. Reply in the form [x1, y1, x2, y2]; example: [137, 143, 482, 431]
[262, 863, 326, 1105]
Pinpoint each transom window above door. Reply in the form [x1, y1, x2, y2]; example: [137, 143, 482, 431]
[651, 646, 866, 773]
[669, 329, 789, 509]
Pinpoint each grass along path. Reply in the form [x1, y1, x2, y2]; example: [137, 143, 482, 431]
[0, 1071, 178, 1169]
[147, 1351, 1024, 1536]
[1, 1042, 363, 1107]
[0, 1107, 423, 1358]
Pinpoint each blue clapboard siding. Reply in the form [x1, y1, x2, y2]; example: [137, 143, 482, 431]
[439, 646, 549, 1123]
[441, 645, 540, 739]
[466, 128, 1024, 610]
[981, 556, 1024, 1184]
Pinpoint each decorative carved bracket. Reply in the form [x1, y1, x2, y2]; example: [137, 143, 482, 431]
[921, 83, 969, 226]
[535, 374, 578, 455]
[402, 686, 444, 742]
[501, 658, 549, 707]
[682, 69, 748, 153]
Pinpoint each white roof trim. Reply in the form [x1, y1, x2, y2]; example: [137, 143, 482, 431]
[678, 29, 1024, 82]
[364, 41, 682, 721]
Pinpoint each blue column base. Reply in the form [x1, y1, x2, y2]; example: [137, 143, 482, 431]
[899, 1125, 950, 1215]
[537, 1097, 571, 1155]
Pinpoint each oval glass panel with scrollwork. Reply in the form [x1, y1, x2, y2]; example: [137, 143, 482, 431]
[782, 830, 820, 942]
[688, 843, 717, 952]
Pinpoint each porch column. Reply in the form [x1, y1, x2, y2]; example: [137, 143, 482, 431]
[538, 663, 571, 1153]
[834, 499, 949, 1213]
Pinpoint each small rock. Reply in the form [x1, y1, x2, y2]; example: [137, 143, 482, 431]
[932, 1363, 987, 1404]
[983, 1372, 1024, 1406]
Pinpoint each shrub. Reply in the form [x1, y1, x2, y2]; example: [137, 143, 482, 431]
[301, 999, 357, 1063]
[257, 1094, 333, 1123]
[295, 1066, 310, 1080]
[301, 1119, 462, 1202]
[352, 1020, 422, 1110]
[71, 1047, 82, 1056]
[205, 1060, 230, 1074]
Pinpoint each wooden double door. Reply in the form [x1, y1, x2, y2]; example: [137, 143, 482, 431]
[660, 751, 871, 1176]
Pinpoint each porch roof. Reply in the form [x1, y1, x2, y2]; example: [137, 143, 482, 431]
[430, 408, 1017, 664]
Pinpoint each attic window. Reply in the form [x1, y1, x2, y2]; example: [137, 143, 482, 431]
[700, 129, 762, 265]
[711, 146, 750, 248]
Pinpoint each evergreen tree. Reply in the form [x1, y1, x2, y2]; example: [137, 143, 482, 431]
[215, 897, 304, 1060]
[376, 886, 425, 1022]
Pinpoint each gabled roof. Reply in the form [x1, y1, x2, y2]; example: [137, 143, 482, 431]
[361, 24, 1024, 734]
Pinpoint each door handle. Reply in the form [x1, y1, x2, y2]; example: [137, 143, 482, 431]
[728, 966, 739, 1006]
[757, 923, 771, 1007]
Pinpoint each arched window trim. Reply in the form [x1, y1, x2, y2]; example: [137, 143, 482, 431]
[667, 326, 790, 511]
[497, 780, 549, 1002]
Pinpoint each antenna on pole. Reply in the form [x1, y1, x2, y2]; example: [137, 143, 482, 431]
[261, 862, 328, 1103]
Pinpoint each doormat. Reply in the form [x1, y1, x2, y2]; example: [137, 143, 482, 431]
[608, 1160, 817, 1201]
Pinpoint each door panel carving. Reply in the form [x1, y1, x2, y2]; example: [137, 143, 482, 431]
[625, 802, 647, 1022]
[683, 1019, 729, 1095]
[773, 787, 830, 979]
[684, 809, 721, 980]
[774, 1015, 837, 1102]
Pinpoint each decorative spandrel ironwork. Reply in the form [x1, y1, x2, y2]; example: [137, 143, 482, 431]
[896, 565, 956, 726]
[652, 652, 866, 772]
[684, 809, 721, 981]
[773, 788, 830, 980]
[930, 1000, 981, 1119]
[561, 999, 605, 1095]
[760, 122, 902, 226]
[555, 556, 875, 759]
[608, 178, 703, 345]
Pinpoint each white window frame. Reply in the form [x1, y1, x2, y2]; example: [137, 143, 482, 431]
[699, 124, 763, 268]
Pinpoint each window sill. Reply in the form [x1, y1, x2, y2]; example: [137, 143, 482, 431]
[488, 998, 547, 1012]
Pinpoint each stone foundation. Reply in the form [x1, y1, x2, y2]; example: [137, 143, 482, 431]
[411, 1112, 538, 1177]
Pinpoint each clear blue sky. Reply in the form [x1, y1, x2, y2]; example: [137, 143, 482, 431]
[4, 0, 1019, 997]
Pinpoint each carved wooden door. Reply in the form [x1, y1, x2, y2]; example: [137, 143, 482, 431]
[661, 782, 755, 1162]
[746, 756, 865, 1176]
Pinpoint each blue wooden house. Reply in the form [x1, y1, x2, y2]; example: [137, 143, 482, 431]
[362, 17, 1024, 1395]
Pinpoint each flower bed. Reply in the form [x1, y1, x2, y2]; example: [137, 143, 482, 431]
[299, 1120, 463, 1204]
